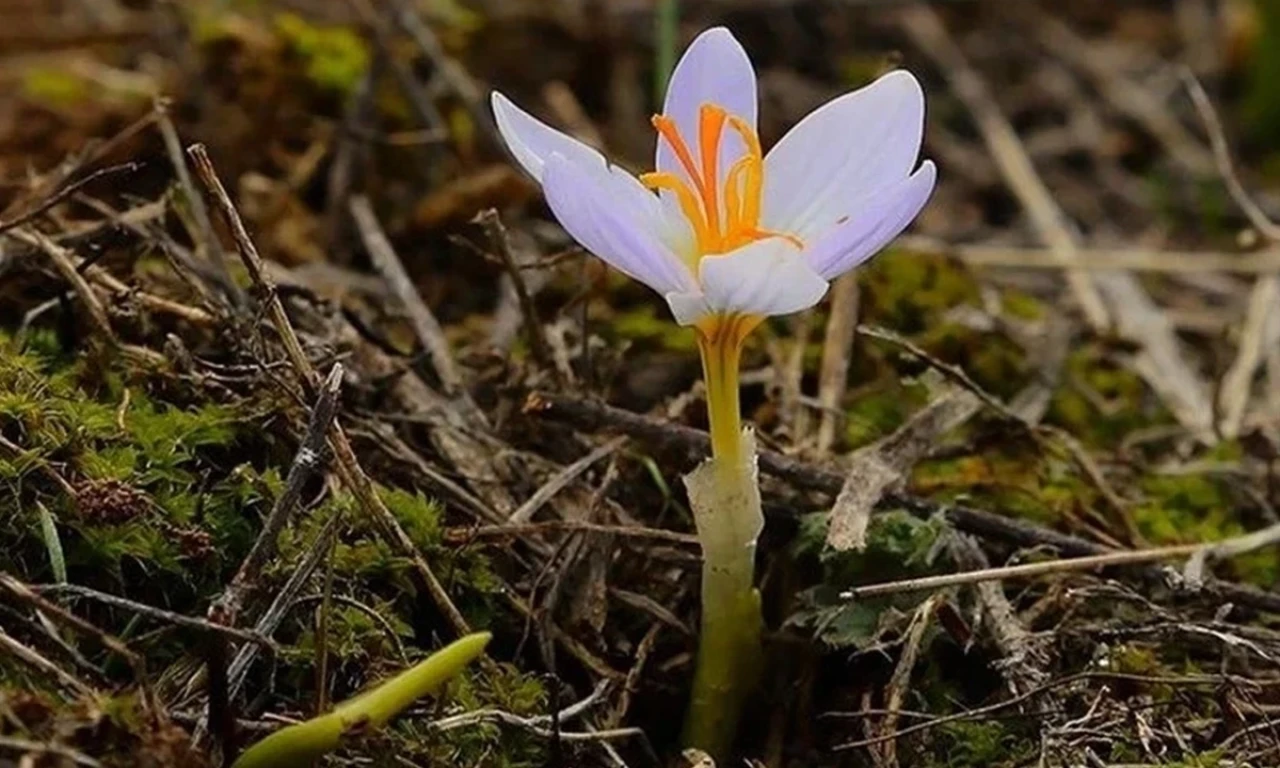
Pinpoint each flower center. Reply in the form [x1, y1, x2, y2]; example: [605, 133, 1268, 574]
[641, 104, 803, 263]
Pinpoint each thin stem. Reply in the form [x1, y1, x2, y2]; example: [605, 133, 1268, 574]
[699, 327, 744, 467]
[686, 560, 762, 760]
[684, 314, 765, 761]
[654, 0, 679, 106]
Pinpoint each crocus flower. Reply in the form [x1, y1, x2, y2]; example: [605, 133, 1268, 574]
[490, 26, 935, 337]
[491, 28, 935, 759]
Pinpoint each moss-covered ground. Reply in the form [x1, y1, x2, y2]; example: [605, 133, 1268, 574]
[2, 2, 1280, 767]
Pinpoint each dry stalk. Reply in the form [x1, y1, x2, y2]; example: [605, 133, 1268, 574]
[900, 5, 1215, 442]
[349, 195, 466, 395]
[525, 391, 1280, 614]
[186, 143, 471, 637]
[1183, 72, 1280, 438]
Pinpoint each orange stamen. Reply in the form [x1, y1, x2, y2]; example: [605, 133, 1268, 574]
[698, 105, 728, 236]
[641, 172, 712, 255]
[650, 104, 803, 262]
[652, 115, 706, 198]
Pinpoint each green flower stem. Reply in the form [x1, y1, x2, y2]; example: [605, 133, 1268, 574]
[683, 316, 765, 761]
[684, 543, 763, 759]
[654, 0, 679, 105]
[231, 632, 491, 768]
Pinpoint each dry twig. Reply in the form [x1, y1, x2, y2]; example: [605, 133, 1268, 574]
[31, 583, 275, 648]
[508, 436, 628, 523]
[1035, 16, 1214, 176]
[830, 671, 1276, 752]
[350, 195, 466, 396]
[187, 143, 471, 637]
[898, 235, 1280, 274]
[525, 391, 1280, 614]
[871, 594, 940, 768]
[0, 163, 139, 236]
[900, 6, 1215, 441]
[815, 274, 860, 453]
[1182, 72, 1280, 438]
[0, 735, 101, 767]
[476, 208, 559, 379]
[208, 364, 342, 627]
[826, 384, 980, 552]
[840, 542, 1204, 599]
[0, 625, 95, 697]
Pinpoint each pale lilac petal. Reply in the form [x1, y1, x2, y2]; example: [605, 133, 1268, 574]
[762, 71, 925, 239]
[665, 291, 710, 326]
[657, 27, 758, 188]
[803, 161, 936, 280]
[492, 91, 602, 183]
[542, 154, 694, 296]
[697, 239, 828, 320]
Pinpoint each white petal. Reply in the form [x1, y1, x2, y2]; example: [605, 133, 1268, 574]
[762, 70, 925, 239]
[542, 154, 694, 296]
[492, 91, 603, 183]
[657, 27, 758, 189]
[698, 239, 828, 319]
[804, 161, 936, 279]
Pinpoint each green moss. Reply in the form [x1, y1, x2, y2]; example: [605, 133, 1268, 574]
[380, 487, 443, 549]
[1047, 344, 1168, 446]
[0, 338, 116, 457]
[931, 720, 1036, 768]
[0, 331, 539, 764]
[274, 12, 370, 95]
[611, 304, 697, 352]
[274, 484, 501, 630]
[844, 377, 931, 448]
[0, 334, 257, 586]
[913, 323, 1026, 400]
[412, 662, 548, 766]
[861, 250, 981, 334]
[21, 67, 90, 108]
[283, 601, 411, 680]
[1109, 643, 1160, 675]
[410, 0, 483, 32]
[913, 443, 1091, 528]
[1000, 289, 1045, 321]
[1134, 470, 1279, 586]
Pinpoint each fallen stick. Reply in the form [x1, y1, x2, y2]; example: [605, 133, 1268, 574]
[187, 143, 471, 637]
[525, 391, 1280, 614]
[900, 6, 1215, 441]
[840, 542, 1203, 599]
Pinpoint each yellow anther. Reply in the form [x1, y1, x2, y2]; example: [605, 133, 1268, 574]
[723, 155, 753, 235]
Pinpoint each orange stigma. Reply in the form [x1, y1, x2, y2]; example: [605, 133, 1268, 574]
[641, 104, 802, 263]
